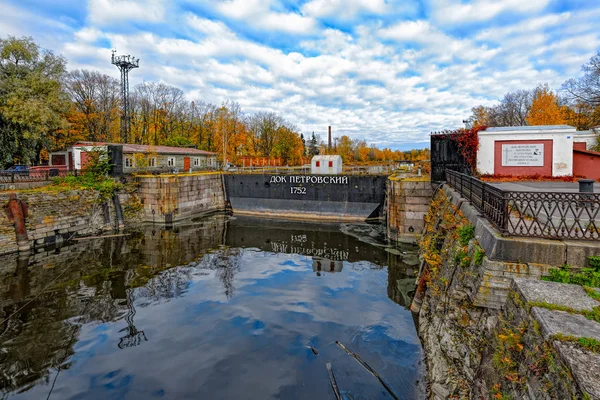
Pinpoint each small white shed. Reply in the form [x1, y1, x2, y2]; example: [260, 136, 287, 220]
[311, 155, 343, 175]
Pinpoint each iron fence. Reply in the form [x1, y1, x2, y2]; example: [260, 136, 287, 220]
[445, 169, 600, 241]
[0, 170, 72, 183]
[230, 165, 397, 175]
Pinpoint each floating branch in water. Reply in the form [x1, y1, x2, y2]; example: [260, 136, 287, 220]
[326, 363, 342, 400]
[335, 341, 399, 400]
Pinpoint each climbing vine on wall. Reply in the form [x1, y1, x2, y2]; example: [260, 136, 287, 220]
[435, 126, 485, 173]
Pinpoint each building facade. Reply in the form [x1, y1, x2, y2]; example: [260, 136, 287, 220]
[476, 125, 600, 179]
[311, 155, 343, 175]
[50, 142, 217, 174]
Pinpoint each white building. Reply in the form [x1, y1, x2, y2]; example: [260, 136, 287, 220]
[477, 125, 575, 177]
[311, 155, 343, 175]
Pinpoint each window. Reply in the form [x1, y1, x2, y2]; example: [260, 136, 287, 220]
[208, 158, 213, 166]
[193, 158, 199, 167]
[125, 157, 134, 168]
[148, 157, 156, 167]
[328, 161, 333, 167]
[167, 157, 176, 167]
[316, 161, 320, 167]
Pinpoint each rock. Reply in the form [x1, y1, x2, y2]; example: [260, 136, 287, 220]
[385, 247, 402, 255]
[432, 383, 450, 399]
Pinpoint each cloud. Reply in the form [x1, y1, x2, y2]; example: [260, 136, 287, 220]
[1, 0, 600, 149]
[214, 0, 317, 34]
[431, 0, 551, 24]
[302, 0, 388, 19]
[88, 0, 167, 25]
[379, 20, 500, 61]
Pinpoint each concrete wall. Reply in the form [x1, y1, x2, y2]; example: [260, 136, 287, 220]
[573, 149, 600, 181]
[478, 126, 575, 176]
[136, 172, 226, 223]
[574, 131, 597, 150]
[224, 174, 386, 221]
[386, 177, 435, 242]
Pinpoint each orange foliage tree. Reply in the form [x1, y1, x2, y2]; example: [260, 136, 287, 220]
[526, 85, 566, 126]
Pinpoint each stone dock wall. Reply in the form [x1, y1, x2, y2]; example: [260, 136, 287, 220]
[0, 189, 140, 256]
[136, 172, 226, 223]
[386, 176, 435, 242]
[415, 185, 600, 399]
[0, 190, 103, 255]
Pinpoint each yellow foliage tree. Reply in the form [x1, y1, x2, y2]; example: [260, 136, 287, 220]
[526, 86, 566, 126]
[469, 105, 490, 127]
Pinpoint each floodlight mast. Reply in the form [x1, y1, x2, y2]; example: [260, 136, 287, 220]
[111, 50, 139, 143]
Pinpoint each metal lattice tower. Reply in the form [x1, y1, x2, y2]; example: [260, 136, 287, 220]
[111, 50, 139, 143]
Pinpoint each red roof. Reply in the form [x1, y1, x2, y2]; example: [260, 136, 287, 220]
[71, 142, 216, 156]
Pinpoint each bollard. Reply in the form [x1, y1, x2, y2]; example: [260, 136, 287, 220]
[579, 179, 595, 193]
[4, 193, 30, 252]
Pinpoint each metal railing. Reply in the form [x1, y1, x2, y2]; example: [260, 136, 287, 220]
[445, 169, 600, 241]
[0, 170, 72, 183]
[229, 165, 397, 175]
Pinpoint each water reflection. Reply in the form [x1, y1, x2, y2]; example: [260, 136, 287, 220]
[0, 214, 423, 399]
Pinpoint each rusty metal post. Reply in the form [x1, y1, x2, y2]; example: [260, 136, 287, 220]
[5, 193, 30, 252]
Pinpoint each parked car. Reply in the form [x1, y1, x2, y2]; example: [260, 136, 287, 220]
[0, 165, 30, 176]
[7, 165, 30, 173]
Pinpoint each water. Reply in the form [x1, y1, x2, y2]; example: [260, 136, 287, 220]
[0, 215, 424, 400]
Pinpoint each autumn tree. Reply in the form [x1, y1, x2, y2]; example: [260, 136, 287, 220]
[0, 36, 69, 167]
[562, 51, 600, 106]
[526, 85, 566, 126]
[65, 69, 120, 143]
[468, 89, 532, 128]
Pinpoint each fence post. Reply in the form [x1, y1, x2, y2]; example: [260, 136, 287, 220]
[469, 176, 473, 203]
[481, 182, 486, 213]
[11, 173, 15, 184]
[502, 193, 509, 234]
[45, 171, 49, 181]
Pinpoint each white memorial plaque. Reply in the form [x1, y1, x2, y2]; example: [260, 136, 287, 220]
[501, 144, 544, 167]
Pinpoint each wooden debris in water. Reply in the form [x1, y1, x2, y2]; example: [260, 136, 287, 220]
[326, 363, 342, 400]
[335, 341, 399, 400]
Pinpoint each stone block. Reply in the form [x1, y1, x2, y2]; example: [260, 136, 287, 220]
[532, 307, 600, 341]
[563, 240, 600, 268]
[554, 343, 600, 400]
[513, 278, 599, 312]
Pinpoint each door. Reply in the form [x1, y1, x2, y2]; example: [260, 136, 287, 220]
[68, 151, 74, 172]
[184, 157, 191, 171]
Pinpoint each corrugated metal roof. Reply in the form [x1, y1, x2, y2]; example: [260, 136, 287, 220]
[484, 125, 575, 132]
[71, 141, 216, 155]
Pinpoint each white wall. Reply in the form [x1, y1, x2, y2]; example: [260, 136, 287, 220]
[71, 145, 106, 170]
[477, 126, 575, 176]
[574, 132, 598, 150]
[311, 156, 343, 174]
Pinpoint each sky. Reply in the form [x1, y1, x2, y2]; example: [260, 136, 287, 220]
[1, 0, 599, 150]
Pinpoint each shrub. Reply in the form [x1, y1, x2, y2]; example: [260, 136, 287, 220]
[458, 225, 475, 246]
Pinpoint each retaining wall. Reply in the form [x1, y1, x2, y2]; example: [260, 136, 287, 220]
[0, 190, 123, 256]
[136, 172, 226, 223]
[414, 185, 600, 399]
[386, 177, 435, 242]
